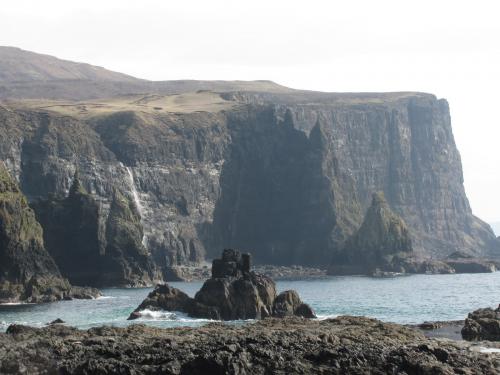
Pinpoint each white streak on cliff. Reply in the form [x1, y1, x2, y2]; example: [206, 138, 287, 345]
[125, 166, 147, 247]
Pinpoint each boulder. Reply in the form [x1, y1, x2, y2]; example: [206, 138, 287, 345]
[272, 290, 316, 318]
[129, 249, 315, 321]
[462, 306, 500, 341]
[194, 272, 276, 320]
[127, 283, 221, 320]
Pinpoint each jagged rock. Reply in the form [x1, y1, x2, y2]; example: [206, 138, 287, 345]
[0, 163, 99, 303]
[33, 173, 161, 287]
[129, 249, 314, 321]
[272, 290, 316, 318]
[462, 306, 500, 341]
[330, 192, 414, 275]
[2, 317, 499, 374]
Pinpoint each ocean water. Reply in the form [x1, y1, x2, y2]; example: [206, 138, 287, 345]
[1, 272, 500, 332]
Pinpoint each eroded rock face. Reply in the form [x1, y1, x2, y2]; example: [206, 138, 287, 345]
[0, 163, 99, 303]
[330, 192, 415, 275]
[33, 174, 161, 287]
[462, 306, 500, 341]
[0, 92, 498, 271]
[444, 252, 497, 273]
[129, 249, 315, 321]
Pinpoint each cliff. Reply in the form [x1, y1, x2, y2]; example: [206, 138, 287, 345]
[0, 91, 497, 273]
[0, 163, 98, 302]
[0, 49, 497, 273]
[32, 173, 160, 287]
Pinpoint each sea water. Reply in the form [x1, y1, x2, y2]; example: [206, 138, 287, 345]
[1, 272, 500, 332]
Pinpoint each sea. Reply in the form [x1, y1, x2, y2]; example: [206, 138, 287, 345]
[1, 272, 500, 332]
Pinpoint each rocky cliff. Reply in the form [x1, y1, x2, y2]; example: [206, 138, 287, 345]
[0, 49, 497, 272]
[32, 173, 160, 287]
[0, 163, 98, 302]
[329, 192, 413, 274]
[0, 90, 497, 273]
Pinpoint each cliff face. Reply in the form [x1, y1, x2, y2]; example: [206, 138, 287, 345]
[32, 174, 160, 287]
[0, 91, 497, 272]
[0, 163, 98, 302]
[329, 192, 414, 274]
[342, 192, 413, 264]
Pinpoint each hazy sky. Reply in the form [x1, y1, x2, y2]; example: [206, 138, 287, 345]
[1, 0, 499, 222]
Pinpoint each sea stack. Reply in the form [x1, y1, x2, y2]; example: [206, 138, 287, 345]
[129, 249, 315, 320]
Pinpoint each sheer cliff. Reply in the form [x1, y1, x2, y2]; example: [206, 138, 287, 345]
[0, 90, 497, 272]
[0, 163, 99, 302]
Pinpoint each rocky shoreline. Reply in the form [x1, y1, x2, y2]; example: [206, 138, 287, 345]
[1, 316, 500, 374]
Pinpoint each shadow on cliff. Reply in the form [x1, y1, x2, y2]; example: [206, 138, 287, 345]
[204, 106, 348, 266]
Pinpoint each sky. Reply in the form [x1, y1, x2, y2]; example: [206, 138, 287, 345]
[1, 0, 499, 223]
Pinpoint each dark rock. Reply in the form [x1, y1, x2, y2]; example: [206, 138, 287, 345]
[1, 88, 498, 273]
[194, 272, 277, 320]
[49, 318, 65, 325]
[330, 192, 414, 275]
[130, 249, 314, 321]
[0, 316, 498, 374]
[128, 284, 192, 320]
[272, 290, 316, 318]
[462, 305, 500, 341]
[445, 258, 497, 273]
[0, 162, 99, 303]
[33, 173, 161, 287]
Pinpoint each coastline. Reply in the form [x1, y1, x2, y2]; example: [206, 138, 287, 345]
[1, 316, 499, 374]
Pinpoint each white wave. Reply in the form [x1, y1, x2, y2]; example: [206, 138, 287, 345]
[96, 296, 116, 300]
[134, 309, 215, 323]
[316, 314, 338, 320]
[479, 347, 500, 354]
[0, 302, 34, 306]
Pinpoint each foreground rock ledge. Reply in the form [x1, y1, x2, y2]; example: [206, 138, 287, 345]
[1, 317, 498, 374]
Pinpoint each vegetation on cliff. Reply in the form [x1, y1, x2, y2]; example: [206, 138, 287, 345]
[0, 163, 98, 302]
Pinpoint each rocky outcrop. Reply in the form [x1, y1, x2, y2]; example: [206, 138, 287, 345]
[2, 317, 498, 374]
[33, 173, 161, 287]
[272, 290, 316, 318]
[445, 252, 497, 273]
[462, 306, 500, 341]
[129, 249, 315, 320]
[329, 192, 415, 275]
[0, 163, 99, 303]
